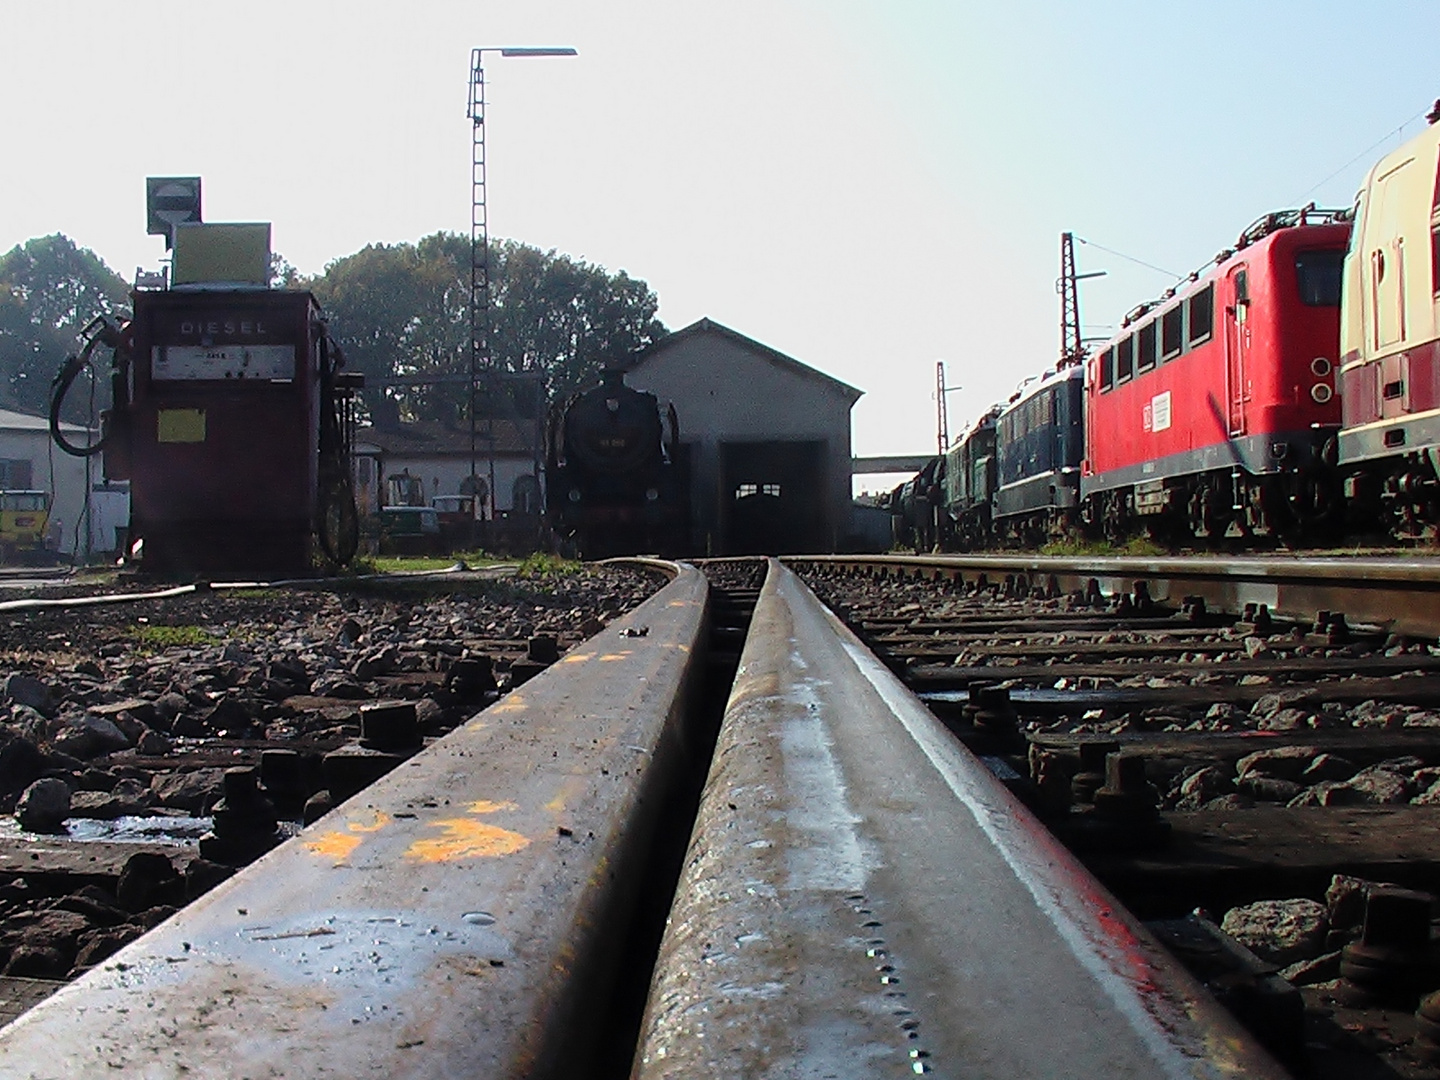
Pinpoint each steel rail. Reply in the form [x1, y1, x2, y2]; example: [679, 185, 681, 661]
[0, 562, 707, 1079]
[0, 562, 522, 614]
[789, 552, 1440, 636]
[634, 558, 1287, 1079]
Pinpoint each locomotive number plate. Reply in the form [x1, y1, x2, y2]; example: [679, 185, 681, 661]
[152, 345, 296, 381]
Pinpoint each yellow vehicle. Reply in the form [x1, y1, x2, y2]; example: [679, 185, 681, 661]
[0, 491, 52, 561]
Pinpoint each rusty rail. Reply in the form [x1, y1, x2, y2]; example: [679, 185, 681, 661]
[0, 562, 707, 1079]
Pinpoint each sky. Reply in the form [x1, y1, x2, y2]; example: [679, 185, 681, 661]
[3, 0, 1438, 493]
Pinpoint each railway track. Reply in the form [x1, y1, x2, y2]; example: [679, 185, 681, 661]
[792, 552, 1440, 1078]
[0, 553, 1438, 1076]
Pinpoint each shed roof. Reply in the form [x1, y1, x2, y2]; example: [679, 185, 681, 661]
[625, 318, 862, 403]
[0, 407, 89, 435]
[356, 418, 537, 457]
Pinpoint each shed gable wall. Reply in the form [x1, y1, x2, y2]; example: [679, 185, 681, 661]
[626, 332, 855, 553]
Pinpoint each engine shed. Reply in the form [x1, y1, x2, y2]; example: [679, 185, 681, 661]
[622, 318, 860, 555]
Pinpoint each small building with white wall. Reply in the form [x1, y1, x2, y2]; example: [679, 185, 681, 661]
[353, 417, 543, 519]
[0, 408, 126, 560]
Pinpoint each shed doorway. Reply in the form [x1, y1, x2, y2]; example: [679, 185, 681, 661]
[719, 440, 825, 554]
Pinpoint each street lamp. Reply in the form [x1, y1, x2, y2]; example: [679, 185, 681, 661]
[467, 46, 576, 531]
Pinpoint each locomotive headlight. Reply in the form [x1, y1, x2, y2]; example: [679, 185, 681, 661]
[645, 488, 660, 501]
[1311, 383, 1333, 403]
[1310, 357, 1333, 377]
[568, 488, 582, 503]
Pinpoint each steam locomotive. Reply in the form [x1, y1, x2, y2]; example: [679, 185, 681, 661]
[546, 369, 687, 558]
[895, 114, 1440, 549]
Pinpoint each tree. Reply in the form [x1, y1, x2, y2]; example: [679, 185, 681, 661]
[305, 242, 431, 416]
[308, 232, 666, 422]
[0, 235, 129, 419]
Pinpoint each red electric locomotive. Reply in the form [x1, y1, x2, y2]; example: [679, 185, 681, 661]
[1081, 208, 1350, 541]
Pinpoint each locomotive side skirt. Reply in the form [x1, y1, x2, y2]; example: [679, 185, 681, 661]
[1081, 429, 1331, 496]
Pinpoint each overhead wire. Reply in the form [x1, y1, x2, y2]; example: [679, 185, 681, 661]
[1293, 105, 1432, 204]
[1071, 236, 1179, 280]
[1076, 105, 1433, 292]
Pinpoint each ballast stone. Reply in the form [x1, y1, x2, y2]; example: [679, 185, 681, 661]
[15, 777, 71, 832]
[1221, 899, 1329, 966]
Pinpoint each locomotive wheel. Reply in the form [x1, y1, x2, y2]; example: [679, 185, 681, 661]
[1257, 476, 1295, 541]
[1186, 484, 1215, 541]
[1102, 491, 1128, 544]
[1143, 515, 1179, 546]
[1291, 470, 1342, 541]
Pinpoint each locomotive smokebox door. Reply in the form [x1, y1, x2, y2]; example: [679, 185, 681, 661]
[127, 289, 324, 573]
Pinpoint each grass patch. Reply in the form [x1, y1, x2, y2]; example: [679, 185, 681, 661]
[516, 552, 583, 578]
[225, 588, 286, 600]
[132, 623, 220, 650]
[1038, 536, 1168, 557]
[368, 555, 464, 573]
[361, 550, 515, 574]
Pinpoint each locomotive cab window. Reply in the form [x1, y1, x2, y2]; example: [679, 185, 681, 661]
[1295, 249, 1345, 306]
[1187, 285, 1214, 346]
[1099, 348, 1115, 391]
[1136, 322, 1158, 373]
[1115, 335, 1134, 383]
[1161, 306, 1184, 359]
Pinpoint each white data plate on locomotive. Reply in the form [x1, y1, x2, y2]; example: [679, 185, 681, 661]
[151, 345, 296, 381]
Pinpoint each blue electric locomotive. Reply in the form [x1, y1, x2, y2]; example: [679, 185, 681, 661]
[993, 363, 1085, 544]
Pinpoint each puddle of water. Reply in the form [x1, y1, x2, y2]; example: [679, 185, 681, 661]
[0, 814, 212, 845]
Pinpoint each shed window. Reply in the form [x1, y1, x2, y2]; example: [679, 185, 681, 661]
[1099, 348, 1115, 391]
[1136, 322, 1158, 373]
[0, 460, 33, 489]
[1187, 285, 1214, 345]
[1116, 335, 1135, 383]
[1161, 306, 1184, 358]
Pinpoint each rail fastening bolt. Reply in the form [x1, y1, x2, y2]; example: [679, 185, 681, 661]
[1340, 885, 1437, 1001]
[1071, 740, 1120, 805]
[359, 700, 422, 751]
